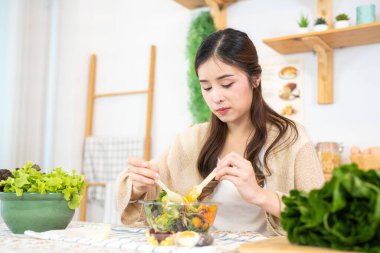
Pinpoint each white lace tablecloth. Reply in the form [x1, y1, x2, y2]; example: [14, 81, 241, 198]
[0, 221, 266, 253]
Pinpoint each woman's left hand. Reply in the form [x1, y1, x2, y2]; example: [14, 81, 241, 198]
[215, 152, 264, 205]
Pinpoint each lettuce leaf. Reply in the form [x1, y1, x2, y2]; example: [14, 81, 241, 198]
[0, 161, 85, 209]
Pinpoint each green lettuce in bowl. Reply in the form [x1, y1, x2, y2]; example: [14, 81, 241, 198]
[0, 161, 85, 234]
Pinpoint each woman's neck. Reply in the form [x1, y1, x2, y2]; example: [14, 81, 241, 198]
[219, 118, 254, 159]
[227, 116, 254, 138]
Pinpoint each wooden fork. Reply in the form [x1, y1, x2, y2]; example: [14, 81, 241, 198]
[155, 179, 183, 202]
[186, 170, 217, 202]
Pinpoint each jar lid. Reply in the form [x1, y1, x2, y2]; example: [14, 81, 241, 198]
[316, 142, 339, 147]
[316, 142, 344, 152]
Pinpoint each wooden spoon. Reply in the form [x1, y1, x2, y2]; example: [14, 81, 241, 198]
[155, 179, 183, 202]
[186, 170, 217, 202]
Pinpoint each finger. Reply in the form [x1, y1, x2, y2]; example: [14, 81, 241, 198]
[128, 157, 159, 173]
[130, 173, 156, 185]
[129, 166, 159, 180]
[128, 157, 149, 167]
[215, 158, 232, 170]
[215, 166, 243, 180]
[217, 155, 238, 168]
[219, 175, 241, 187]
[223, 152, 252, 168]
[217, 157, 247, 171]
[133, 183, 155, 192]
[147, 163, 159, 173]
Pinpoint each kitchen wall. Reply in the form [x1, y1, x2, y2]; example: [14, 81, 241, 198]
[52, 0, 192, 171]
[54, 0, 380, 169]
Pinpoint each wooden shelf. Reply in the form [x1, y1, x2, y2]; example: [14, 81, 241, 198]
[174, 0, 237, 9]
[263, 21, 380, 104]
[263, 22, 380, 54]
[174, 0, 238, 30]
[174, 0, 207, 9]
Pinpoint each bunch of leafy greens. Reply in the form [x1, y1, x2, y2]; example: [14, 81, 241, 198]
[0, 161, 85, 209]
[281, 163, 380, 253]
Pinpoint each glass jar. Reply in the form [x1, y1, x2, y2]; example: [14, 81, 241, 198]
[315, 142, 343, 173]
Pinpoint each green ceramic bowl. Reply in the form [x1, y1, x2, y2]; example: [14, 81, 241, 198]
[0, 192, 75, 234]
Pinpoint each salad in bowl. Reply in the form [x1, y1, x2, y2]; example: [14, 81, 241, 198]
[140, 190, 218, 246]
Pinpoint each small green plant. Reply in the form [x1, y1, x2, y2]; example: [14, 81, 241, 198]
[297, 15, 309, 28]
[314, 17, 327, 25]
[335, 13, 350, 21]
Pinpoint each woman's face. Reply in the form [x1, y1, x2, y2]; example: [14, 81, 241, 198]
[197, 57, 254, 125]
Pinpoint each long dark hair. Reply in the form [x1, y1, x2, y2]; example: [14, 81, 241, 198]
[195, 28, 298, 200]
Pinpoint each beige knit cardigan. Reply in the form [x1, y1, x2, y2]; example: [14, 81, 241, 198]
[116, 122, 324, 236]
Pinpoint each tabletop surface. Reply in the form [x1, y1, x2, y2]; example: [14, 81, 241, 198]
[0, 221, 266, 253]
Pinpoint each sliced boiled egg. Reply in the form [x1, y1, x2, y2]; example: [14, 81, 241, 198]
[175, 231, 200, 247]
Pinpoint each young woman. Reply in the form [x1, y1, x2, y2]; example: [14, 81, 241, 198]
[116, 28, 324, 236]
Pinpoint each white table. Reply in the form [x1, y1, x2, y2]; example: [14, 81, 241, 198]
[0, 221, 265, 253]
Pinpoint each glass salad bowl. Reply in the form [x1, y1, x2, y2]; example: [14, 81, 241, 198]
[140, 200, 218, 246]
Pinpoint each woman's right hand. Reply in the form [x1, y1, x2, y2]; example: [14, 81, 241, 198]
[127, 157, 160, 200]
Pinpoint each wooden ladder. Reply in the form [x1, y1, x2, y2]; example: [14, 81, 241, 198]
[79, 45, 156, 221]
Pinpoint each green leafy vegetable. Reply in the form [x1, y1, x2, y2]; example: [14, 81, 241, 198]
[0, 161, 86, 209]
[158, 190, 168, 202]
[281, 163, 380, 253]
[145, 190, 217, 233]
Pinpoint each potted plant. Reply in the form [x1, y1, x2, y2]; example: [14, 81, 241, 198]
[297, 14, 310, 34]
[335, 13, 350, 28]
[0, 162, 85, 234]
[314, 17, 328, 31]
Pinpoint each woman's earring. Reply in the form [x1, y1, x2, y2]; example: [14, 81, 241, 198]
[255, 78, 261, 88]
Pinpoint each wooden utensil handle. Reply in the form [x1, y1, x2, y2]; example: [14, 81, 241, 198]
[155, 179, 170, 193]
[199, 170, 217, 189]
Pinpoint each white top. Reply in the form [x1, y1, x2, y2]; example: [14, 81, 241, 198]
[211, 154, 267, 234]
[210, 180, 267, 234]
